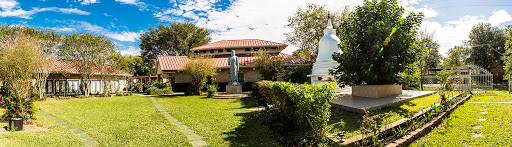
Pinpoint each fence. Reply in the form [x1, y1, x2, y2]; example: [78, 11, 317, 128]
[422, 65, 493, 92]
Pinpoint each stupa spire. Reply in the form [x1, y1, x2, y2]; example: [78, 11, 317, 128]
[327, 12, 333, 29]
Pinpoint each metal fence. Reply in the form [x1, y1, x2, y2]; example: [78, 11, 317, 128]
[422, 65, 493, 92]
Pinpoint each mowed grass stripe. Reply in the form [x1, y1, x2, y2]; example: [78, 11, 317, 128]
[36, 96, 191, 146]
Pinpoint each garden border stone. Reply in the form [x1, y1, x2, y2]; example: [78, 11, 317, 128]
[328, 93, 469, 147]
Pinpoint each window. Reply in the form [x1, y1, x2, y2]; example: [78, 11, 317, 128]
[202, 50, 207, 53]
[90, 80, 103, 94]
[68, 80, 79, 93]
[194, 51, 198, 53]
[210, 50, 215, 53]
[262, 48, 268, 51]
[245, 48, 251, 51]
[46, 80, 53, 94]
[218, 49, 223, 53]
[271, 47, 277, 51]
[226, 49, 232, 52]
[55, 80, 66, 93]
[254, 48, 259, 51]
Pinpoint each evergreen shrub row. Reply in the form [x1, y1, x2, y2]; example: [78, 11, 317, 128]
[147, 87, 173, 95]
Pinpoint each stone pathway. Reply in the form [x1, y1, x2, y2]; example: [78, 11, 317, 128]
[149, 97, 208, 147]
[39, 111, 99, 146]
[472, 104, 488, 138]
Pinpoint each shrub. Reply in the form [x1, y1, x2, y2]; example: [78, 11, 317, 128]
[436, 69, 455, 101]
[1, 91, 37, 121]
[258, 82, 274, 105]
[252, 80, 272, 96]
[147, 87, 173, 95]
[265, 81, 336, 145]
[153, 82, 167, 89]
[134, 83, 143, 92]
[206, 84, 218, 98]
[115, 93, 123, 96]
[124, 92, 133, 96]
[183, 55, 218, 95]
[254, 51, 284, 81]
[283, 65, 312, 84]
[99, 93, 106, 97]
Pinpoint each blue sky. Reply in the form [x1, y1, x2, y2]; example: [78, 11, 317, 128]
[1, 0, 511, 57]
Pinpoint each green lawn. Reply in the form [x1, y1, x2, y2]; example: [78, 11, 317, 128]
[154, 95, 279, 146]
[327, 93, 442, 138]
[0, 95, 278, 146]
[411, 90, 512, 146]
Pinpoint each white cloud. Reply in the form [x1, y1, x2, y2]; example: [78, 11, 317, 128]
[115, 0, 138, 5]
[488, 10, 512, 26]
[399, 0, 437, 18]
[105, 31, 141, 42]
[78, 0, 98, 5]
[0, 0, 90, 19]
[51, 27, 76, 32]
[115, 0, 152, 11]
[120, 46, 141, 55]
[154, 0, 363, 54]
[56, 8, 90, 15]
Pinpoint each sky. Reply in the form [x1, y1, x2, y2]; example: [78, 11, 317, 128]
[0, 0, 511, 57]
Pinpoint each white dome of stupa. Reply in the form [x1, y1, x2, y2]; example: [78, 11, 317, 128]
[309, 14, 341, 77]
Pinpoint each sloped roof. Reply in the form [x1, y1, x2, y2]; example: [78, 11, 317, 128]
[190, 39, 288, 51]
[157, 53, 312, 71]
[42, 59, 131, 76]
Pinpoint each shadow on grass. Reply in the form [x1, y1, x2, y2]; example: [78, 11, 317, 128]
[153, 94, 187, 98]
[235, 97, 260, 109]
[223, 111, 279, 146]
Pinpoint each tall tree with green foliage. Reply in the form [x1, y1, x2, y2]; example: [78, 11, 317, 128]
[503, 25, 512, 79]
[467, 22, 506, 71]
[183, 55, 218, 95]
[417, 30, 442, 90]
[331, 0, 425, 86]
[0, 33, 46, 119]
[443, 45, 470, 68]
[59, 33, 116, 97]
[286, 3, 349, 61]
[0, 25, 61, 99]
[254, 52, 284, 81]
[140, 22, 211, 67]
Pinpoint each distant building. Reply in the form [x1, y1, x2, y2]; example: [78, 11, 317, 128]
[156, 39, 312, 91]
[43, 59, 131, 95]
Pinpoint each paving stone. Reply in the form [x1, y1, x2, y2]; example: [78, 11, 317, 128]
[73, 130, 86, 134]
[187, 134, 202, 140]
[80, 135, 93, 140]
[169, 119, 178, 122]
[155, 106, 162, 108]
[478, 118, 487, 121]
[177, 125, 188, 129]
[481, 112, 488, 114]
[66, 126, 78, 130]
[190, 140, 208, 147]
[482, 105, 487, 107]
[473, 125, 483, 129]
[60, 123, 70, 127]
[472, 133, 484, 138]
[173, 122, 183, 125]
[55, 121, 64, 123]
[182, 129, 194, 134]
[50, 118, 58, 121]
[162, 112, 169, 114]
[481, 109, 487, 111]
[85, 140, 99, 146]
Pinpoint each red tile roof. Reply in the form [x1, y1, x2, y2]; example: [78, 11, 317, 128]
[42, 59, 131, 76]
[157, 53, 312, 71]
[190, 39, 288, 51]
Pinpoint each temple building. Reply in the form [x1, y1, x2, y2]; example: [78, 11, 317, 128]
[155, 39, 312, 91]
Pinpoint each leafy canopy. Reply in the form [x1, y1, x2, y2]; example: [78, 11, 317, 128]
[183, 55, 218, 95]
[254, 51, 284, 81]
[331, 0, 425, 85]
[467, 22, 506, 71]
[140, 22, 211, 67]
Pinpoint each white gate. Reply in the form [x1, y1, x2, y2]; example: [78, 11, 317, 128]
[422, 65, 493, 92]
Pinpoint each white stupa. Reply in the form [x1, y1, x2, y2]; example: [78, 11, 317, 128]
[308, 14, 343, 92]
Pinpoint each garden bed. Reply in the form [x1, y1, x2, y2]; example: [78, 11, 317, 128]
[328, 93, 470, 146]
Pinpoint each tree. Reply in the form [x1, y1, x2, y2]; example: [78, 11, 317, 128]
[417, 30, 442, 90]
[283, 65, 312, 84]
[443, 45, 470, 68]
[503, 25, 512, 79]
[59, 33, 116, 97]
[183, 55, 218, 95]
[0, 33, 46, 119]
[285, 3, 349, 61]
[331, 0, 425, 86]
[467, 22, 506, 71]
[254, 52, 284, 81]
[0, 25, 60, 99]
[140, 22, 211, 67]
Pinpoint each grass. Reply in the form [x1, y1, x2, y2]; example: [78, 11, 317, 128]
[154, 95, 279, 146]
[2, 96, 191, 147]
[411, 90, 512, 146]
[327, 93, 442, 138]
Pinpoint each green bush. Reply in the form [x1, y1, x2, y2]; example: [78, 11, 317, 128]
[134, 83, 143, 92]
[123, 92, 133, 96]
[1, 91, 37, 120]
[264, 81, 336, 145]
[99, 93, 106, 97]
[283, 65, 312, 84]
[147, 87, 173, 95]
[206, 84, 218, 98]
[153, 82, 167, 89]
[252, 80, 272, 96]
[115, 93, 123, 96]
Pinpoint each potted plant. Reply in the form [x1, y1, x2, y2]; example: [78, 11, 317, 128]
[331, 0, 425, 98]
[2, 89, 37, 131]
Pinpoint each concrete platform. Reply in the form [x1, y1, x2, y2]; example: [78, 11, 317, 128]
[212, 92, 251, 99]
[331, 90, 436, 113]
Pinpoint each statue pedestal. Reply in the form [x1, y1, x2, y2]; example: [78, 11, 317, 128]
[226, 85, 242, 94]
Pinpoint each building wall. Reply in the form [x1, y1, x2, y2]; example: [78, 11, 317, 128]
[44, 73, 129, 95]
[162, 67, 266, 84]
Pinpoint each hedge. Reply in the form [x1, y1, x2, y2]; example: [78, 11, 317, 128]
[147, 87, 173, 95]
